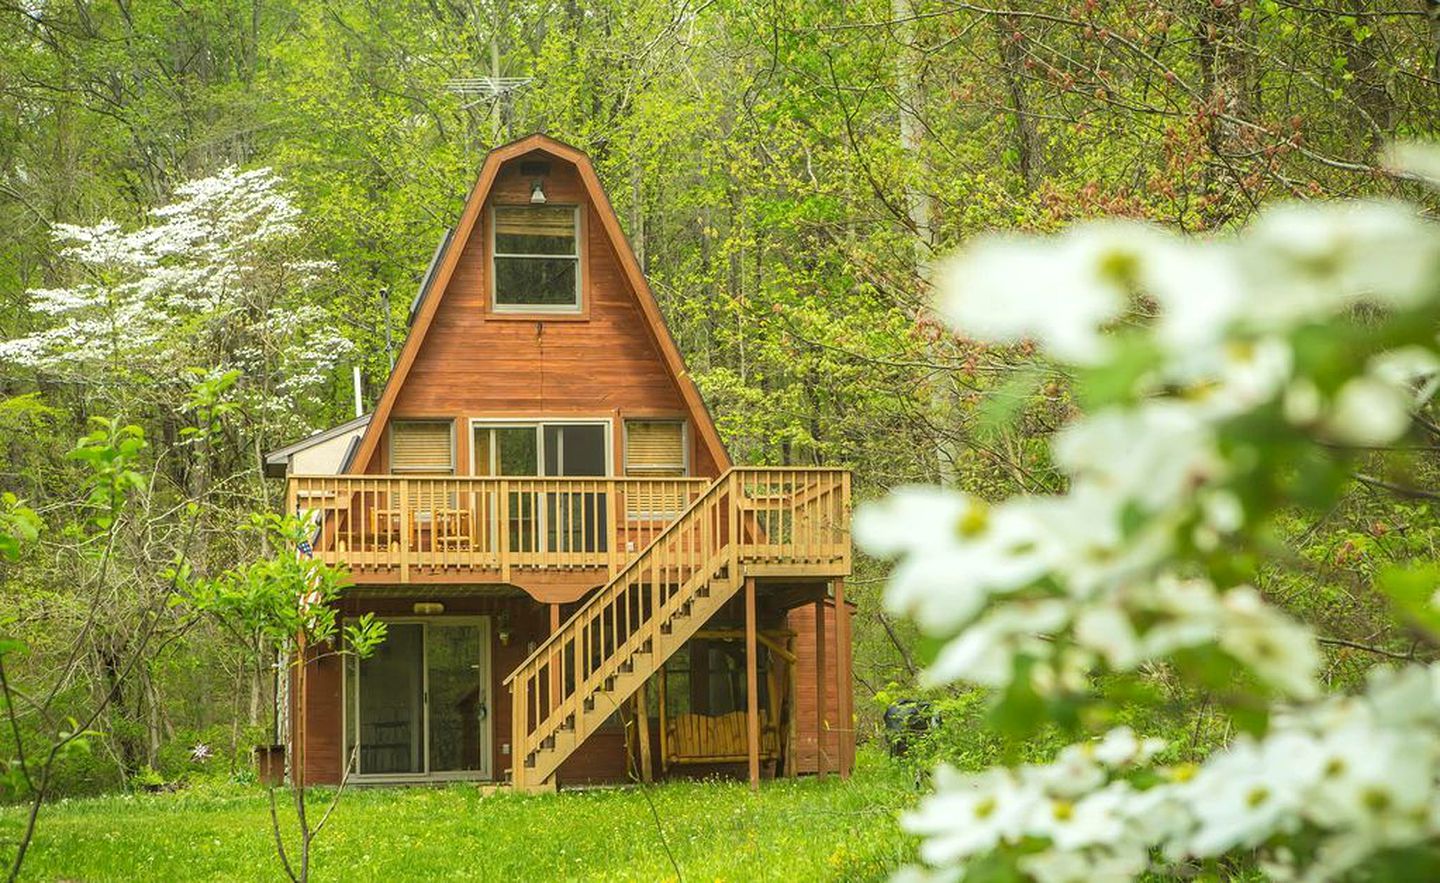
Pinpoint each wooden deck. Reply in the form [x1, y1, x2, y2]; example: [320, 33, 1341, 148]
[287, 469, 850, 586]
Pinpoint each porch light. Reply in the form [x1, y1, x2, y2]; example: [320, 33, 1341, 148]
[498, 611, 512, 646]
[412, 601, 444, 615]
[529, 179, 546, 204]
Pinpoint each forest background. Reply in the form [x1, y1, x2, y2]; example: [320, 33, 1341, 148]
[2, 0, 1438, 792]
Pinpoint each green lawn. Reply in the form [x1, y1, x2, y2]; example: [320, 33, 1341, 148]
[1, 754, 916, 881]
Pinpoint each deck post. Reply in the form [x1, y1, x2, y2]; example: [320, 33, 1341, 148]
[835, 578, 851, 779]
[634, 680, 653, 783]
[498, 480, 511, 584]
[658, 661, 669, 775]
[549, 604, 561, 723]
[745, 576, 760, 791]
[607, 480, 620, 576]
[512, 679, 527, 790]
[814, 595, 827, 778]
[787, 636, 799, 779]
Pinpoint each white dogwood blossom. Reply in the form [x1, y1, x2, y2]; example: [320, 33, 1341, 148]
[865, 172, 1440, 880]
[902, 667, 1440, 882]
[0, 167, 349, 416]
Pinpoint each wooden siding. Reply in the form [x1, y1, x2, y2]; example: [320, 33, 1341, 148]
[366, 153, 720, 480]
[293, 642, 344, 786]
[788, 599, 854, 776]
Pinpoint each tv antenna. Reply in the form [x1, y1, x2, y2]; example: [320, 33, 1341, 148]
[446, 75, 532, 141]
[445, 77, 533, 110]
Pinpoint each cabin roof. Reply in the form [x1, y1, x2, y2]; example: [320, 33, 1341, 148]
[407, 227, 452, 326]
[347, 132, 731, 474]
[262, 413, 372, 478]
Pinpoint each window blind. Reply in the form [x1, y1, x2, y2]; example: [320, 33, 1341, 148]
[494, 206, 578, 250]
[390, 421, 454, 473]
[625, 421, 686, 476]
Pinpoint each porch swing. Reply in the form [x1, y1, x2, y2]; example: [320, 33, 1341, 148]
[653, 630, 797, 771]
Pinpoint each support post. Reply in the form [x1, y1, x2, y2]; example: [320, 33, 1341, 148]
[745, 576, 760, 791]
[658, 662, 669, 775]
[634, 680, 653, 783]
[549, 604, 561, 726]
[787, 637, 799, 779]
[512, 679, 527, 790]
[835, 578, 851, 779]
[815, 595, 827, 778]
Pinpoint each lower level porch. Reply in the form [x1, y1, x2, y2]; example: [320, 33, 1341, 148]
[289, 584, 854, 789]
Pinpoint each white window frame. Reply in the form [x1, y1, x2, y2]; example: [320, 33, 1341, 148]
[343, 616, 493, 783]
[468, 418, 614, 557]
[490, 205, 582, 314]
[468, 418, 613, 477]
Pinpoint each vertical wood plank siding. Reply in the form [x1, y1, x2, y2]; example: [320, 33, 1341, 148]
[787, 600, 854, 776]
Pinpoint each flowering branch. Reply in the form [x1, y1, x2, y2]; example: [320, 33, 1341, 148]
[863, 145, 1440, 881]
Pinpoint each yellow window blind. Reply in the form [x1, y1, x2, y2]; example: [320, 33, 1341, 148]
[625, 421, 686, 476]
[494, 206, 578, 248]
[390, 421, 454, 473]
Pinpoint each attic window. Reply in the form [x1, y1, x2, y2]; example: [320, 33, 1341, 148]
[492, 205, 580, 312]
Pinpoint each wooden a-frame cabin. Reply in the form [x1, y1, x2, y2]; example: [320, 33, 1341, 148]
[265, 134, 854, 791]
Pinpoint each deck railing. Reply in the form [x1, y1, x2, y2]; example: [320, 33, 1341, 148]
[286, 475, 711, 581]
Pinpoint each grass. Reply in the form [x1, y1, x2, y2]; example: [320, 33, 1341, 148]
[0, 752, 917, 881]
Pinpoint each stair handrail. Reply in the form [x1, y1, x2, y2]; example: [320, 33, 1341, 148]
[502, 467, 738, 686]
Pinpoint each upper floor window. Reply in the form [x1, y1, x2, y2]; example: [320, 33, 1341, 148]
[624, 420, 687, 477]
[390, 420, 455, 474]
[492, 205, 580, 313]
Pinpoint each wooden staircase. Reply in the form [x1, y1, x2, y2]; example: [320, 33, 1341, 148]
[503, 467, 849, 790]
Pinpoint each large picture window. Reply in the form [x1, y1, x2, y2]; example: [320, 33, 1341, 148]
[491, 205, 580, 312]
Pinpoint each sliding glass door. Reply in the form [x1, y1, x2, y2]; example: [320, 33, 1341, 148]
[426, 624, 486, 774]
[472, 421, 610, 555]
[355, 624, 424, 775]
[349, 619, 491, 779]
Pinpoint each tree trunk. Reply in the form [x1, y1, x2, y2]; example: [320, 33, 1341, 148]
[993, 14, 1043, 189]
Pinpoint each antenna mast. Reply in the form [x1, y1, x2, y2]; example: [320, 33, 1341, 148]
[445, 39, 532, 143]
